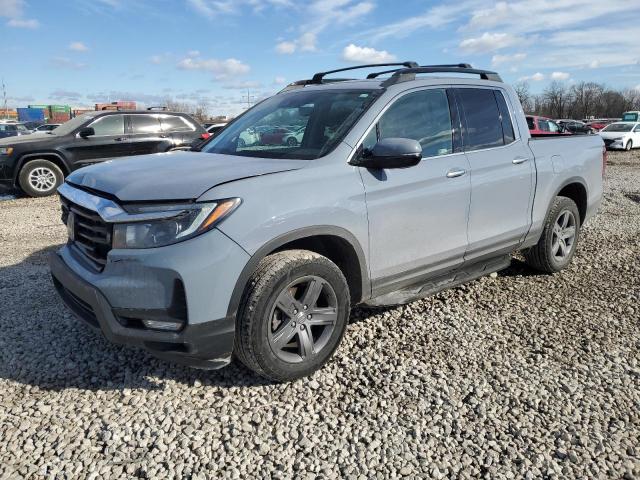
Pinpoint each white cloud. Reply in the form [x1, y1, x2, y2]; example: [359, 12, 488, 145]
[342, 44, 396, 63]
[550, 71, 570, 80]
[222, 80, 262, 90]
[275, 41, 296, 54]
[187, 0, 293, 17]
[7, 18, 39, 28]
[177, 56, 250, 80]
[459, 32, 521, 53]
[518, 72, 545, 82]
[491, 52, 526, 67]
[297, 32, 317, 52]
[69, 42, 89, 52]
[0, 0, 24, 18]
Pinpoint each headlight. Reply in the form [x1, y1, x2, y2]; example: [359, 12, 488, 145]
[0, 147, 13, 155]
[112, 198, 240, 249]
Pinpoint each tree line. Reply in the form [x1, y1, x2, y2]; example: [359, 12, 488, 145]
[513, 81, 640, 120]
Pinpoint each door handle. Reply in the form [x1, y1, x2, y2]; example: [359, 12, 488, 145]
[159, 134, 168, 138]
[512, 157, 529, 165]
[446, 168, 467, 178]
[114, 137, 127, 142]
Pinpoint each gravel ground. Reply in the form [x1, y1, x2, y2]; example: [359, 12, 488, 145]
[0, 151, 639, 479]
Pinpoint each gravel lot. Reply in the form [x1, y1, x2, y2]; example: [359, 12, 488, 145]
[1, 151, 639, 479]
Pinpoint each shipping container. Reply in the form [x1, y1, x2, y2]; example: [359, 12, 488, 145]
[0, 109, 18, 119]
[95, 101, 137, 111]
[17, 107, 45, 122]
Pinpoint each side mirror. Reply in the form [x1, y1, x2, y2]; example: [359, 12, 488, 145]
[351, 138, 422, 169]
[79, 127, 95, 138]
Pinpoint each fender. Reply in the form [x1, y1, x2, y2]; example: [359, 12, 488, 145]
[13, 151, 70, 185]
[225, 225, 370, 318]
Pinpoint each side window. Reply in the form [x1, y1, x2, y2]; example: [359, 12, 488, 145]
[494, 91, 515, 144]
[457, 88, 504, 151]
[160, 115, 195, 132]
[538, 120, 550, 132]
[376, 89, 453, 158]
[130, 115, 162, 134]
[634, 125, 640, 132]
[89, 115, 125, 136]
[548, 121, 560, 133]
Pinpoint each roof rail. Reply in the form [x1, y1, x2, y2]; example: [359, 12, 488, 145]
[366, 63, 473, 79]
[310, 61, 418, 84]
[381, 65, 502, 87]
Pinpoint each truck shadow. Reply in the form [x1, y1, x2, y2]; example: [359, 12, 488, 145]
[0, 245, 276, 391]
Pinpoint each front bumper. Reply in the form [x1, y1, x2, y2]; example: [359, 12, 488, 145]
[50, 251, 236, 368]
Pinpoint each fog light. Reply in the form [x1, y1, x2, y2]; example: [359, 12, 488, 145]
[142, 319, 184, 331]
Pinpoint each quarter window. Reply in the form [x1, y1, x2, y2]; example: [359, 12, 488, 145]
[160, 115, 195, 132]
[130, 115, 162, 134]
[374, 89, 453, 158]
[457, 88, 504, 151]
[89, 115, 125, 136]
[494, 91, 515, 144]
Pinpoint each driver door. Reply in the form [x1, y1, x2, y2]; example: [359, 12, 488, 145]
[67, 114, 130, 165]
[357, 88, 471, 295]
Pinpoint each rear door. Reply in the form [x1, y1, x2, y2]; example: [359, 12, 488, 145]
[127, 114, 172, 155]
[454, 87, 534, 261]
[358, 87, 472, 294]
[66, 114, 130, 165]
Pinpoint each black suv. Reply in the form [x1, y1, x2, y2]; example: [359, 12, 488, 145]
[0, 111, 207, 197]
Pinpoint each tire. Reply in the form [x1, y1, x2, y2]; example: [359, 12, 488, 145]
[234, 250, 350, 382]
[625, 140, 633, 151]
[286, 137, 298, 147]
[524, 196, 581, 273]
[18, 159, 64, 198]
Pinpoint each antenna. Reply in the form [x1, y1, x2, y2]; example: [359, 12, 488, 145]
[241, 89, 256, 109]
[1, 78, 7, 120]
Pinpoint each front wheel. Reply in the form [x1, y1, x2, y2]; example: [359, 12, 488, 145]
[18, 159, 64, 197]
[524, 196, 580, 273]
[625, 140, 633, 151]
[234, 250, 350, 382]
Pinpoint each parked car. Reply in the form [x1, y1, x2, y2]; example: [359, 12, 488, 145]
[584, 119, 615, 132]
[526, 115, 570, 135]
[282, 126, 305, 146]
[621, 111, 640, 122]
[23, 121, 44, 132]
[259, 126, 292, 145]
[556, 119, 593, 134]
[0, 122, 31, 139]
[598, 122, 640, 150]
[33, 123, 61, 133]
[50, 62, 604, 381]
[0, 110, 208, 197]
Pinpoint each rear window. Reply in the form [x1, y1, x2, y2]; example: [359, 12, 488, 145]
[622, 113, 639, 122]
[494, 91, 515, 144]
[130, 115, 162, 134]
[457, 88, 504, 151]
[160, 115, 195, 132]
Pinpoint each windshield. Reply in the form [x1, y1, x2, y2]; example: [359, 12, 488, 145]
[49, 113, 99, 135]
[602, 123, 634, 132]
[201, 89, 380, 160]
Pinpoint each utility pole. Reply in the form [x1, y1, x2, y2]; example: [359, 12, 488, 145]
[1, 78, 7, 120]
[241, 89, 256, 110]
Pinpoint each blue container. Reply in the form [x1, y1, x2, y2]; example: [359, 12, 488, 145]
[17, 107, 45, 122]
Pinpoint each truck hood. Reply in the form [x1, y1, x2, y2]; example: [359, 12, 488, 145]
[66, 151, 305, 202]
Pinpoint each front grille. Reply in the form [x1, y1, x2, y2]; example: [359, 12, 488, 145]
[60, 196, 112, 271]
[603, 139, 615, 147]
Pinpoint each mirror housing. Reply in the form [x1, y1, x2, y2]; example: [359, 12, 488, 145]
[351, 137, 422, 169]
[79, 127, 95, 138]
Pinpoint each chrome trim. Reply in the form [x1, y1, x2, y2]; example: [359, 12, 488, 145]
[57, 183, 190, 223]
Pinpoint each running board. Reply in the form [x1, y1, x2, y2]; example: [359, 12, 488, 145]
[365, 255, 511, 307]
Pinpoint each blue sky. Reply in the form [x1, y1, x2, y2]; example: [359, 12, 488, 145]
[2, 0, 640, 116]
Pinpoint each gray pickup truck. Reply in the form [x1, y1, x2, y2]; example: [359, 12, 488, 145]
[50, 63, 604, 381]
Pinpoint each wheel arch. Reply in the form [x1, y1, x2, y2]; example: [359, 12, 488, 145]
[226, 226, 370, 318]
[14, 152, 69, 186]
[554, 178, 588, 225]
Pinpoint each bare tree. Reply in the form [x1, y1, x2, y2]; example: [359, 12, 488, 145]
[513, 81, 533, 113]
[541, 81, 572, 119]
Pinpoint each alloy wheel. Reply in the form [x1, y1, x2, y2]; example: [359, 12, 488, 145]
[28, 167, 57, 192]
[551, 210, 577, 261]
[267, 275, 339, 363]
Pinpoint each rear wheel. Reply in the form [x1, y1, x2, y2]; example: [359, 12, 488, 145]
[525, 196, 580, 273]
[18, 159, 64, 198]
[234, 250, 350, 382]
